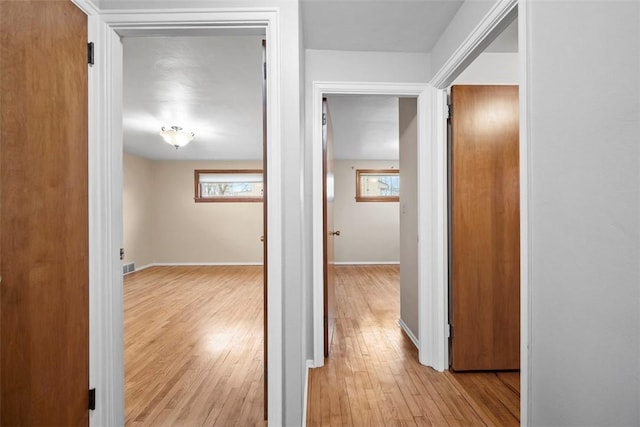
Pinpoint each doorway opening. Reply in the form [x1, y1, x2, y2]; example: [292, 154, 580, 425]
[309, 83, 438, 370]
[120, 34, 267, 424]
[310, 94, 423, 423]
[88, 10, 285, 423]
[320, 94, 406, 358]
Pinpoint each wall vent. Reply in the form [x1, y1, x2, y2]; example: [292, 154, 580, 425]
[123, 262, 135, 275]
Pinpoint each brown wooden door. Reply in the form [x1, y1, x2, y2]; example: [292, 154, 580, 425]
[261, 40, 268, 420]
[450, 85, 520, 371]
[0, 1, 89, 424]
[323, 99, 337, 357]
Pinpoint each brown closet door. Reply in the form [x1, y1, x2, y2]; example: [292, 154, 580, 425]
[1, 1, 89, 424]
[450, 85, 520, 371]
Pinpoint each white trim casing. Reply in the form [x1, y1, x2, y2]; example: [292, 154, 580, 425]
[311, 82, 442, 370]
[90, 9, 283, 426]
[88, 16, 125, 427]
[420, 87, 448, 371]
[430, 0, 518, 89]
[71, 0, 99, 15]
[69, 4, 123, 426]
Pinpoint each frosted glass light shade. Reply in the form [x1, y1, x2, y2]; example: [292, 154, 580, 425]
[160, 126, 195, 149]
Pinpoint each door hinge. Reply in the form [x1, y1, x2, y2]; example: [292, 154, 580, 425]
[89, 388, 96, 411]
[120, 248, 125, 261]
[447, 324, 453, 338]
[322, 113, 326, 126]
[447, 103, 453, 120]
[263, 62, 267, 80]
[87, 42, 94, 66]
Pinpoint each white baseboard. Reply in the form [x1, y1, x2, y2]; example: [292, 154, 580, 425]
[124, 262, 263, 279]
[134, 263, 153, 272]
[334, 261, 400, 265]
[398, 319, 419, 349]
[150, 262, 264, 267]
[124, 262, 263, 276]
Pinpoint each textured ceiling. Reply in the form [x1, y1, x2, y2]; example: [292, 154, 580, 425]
[123, 36, 264, 161]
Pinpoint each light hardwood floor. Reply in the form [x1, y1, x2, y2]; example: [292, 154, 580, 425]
[125, 265, 518, 426]
[124, 266, 266, 426]
[307, 264, 520, 426]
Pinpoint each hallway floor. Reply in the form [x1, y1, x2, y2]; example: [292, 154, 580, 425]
[307, 264, 520, 426]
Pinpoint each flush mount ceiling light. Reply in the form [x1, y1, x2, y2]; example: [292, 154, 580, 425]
[159, 126, 195, 149]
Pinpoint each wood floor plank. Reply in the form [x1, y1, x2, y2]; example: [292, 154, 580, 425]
[307, 265, 520, 426]
[124, 266, 266, 427]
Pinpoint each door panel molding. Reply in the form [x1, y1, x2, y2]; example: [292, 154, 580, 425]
[89, 9, 283, 427]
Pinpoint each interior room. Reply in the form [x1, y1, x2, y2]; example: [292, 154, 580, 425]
[328, 95, 401, 267]
[121, 34, 267, 425]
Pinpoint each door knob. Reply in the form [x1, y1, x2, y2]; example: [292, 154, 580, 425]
[330, 230, 341, 236]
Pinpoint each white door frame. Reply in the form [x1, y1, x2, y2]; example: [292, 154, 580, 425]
[87, 8, 284, 426]
[429, 0, 528, 424]
[310, 82, 449, 372]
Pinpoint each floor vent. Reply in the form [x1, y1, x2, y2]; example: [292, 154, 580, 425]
[123, 262, 135, 275]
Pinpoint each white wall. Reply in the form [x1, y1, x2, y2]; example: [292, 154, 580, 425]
[399, 98, 419, 340]
[333, 160, 400, 264]
[123, 152, 155, 268]
[123, 155, 263, 265]
[526, 1, 640, 424]
[152, 160, 264, 264]
[306, 49, 430, 84]
[453, 52, 518, 85]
